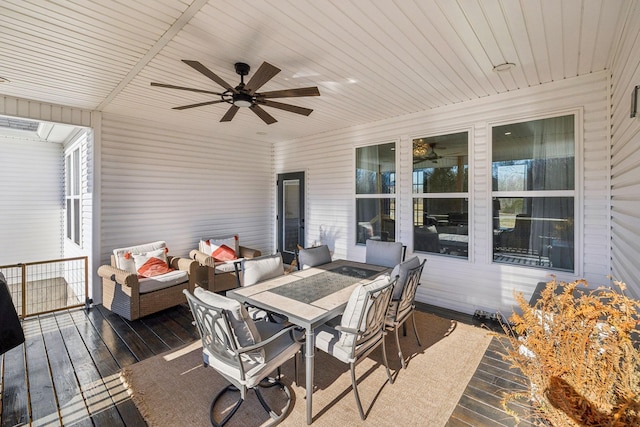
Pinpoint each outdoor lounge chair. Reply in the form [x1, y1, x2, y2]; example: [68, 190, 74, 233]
[97, 240, 197, 321]
[190, 235, 261, 293]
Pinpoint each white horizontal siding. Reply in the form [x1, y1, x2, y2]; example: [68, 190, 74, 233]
[0, 136, 63, 265]
[610, 1, 640, 298]
[98, 113, 274, 300]
[276, 72, 611, 315]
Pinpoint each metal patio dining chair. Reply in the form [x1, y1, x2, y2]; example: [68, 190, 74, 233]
[314, 275, 397, 420]
[365, 239, 405, 268]
[386, 258, 426, 369]
[184, 287, 302, 426]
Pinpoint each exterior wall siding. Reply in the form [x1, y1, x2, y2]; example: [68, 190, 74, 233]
[276, 72, 611, 315]
[63, 130, 94, 300]
[97, 113, 274, 302]
[0, 95, 91, 127]
[611, 1, 640, 298]
[0, 136, 63, 264]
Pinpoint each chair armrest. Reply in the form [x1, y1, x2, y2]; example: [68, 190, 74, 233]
[97, 265, 138, 288]
[190, 249, 215, 267]
[335, 325, 359, 334]
[239, 246, 262, 259]
[236, 324, 303, 354]
[168, 256, 197, 273]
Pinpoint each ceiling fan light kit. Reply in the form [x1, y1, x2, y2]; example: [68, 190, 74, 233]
[151, 60, 320, 124]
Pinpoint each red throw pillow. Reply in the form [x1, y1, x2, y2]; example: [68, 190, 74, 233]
[132, 249, 173, 278]
[212, 244, 236, 262]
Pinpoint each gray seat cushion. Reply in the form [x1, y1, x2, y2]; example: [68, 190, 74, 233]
[365, 240, 403, 268]
[389, 256, 421, 300]
[298, 245, 332, 269]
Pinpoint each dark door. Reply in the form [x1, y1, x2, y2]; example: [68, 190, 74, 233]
[277, 172, 305, 264]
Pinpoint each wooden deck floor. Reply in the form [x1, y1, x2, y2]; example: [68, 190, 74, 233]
[1, 303, 535, 426]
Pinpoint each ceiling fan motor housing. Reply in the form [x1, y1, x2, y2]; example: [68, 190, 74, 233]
[234, 62, 250, 76]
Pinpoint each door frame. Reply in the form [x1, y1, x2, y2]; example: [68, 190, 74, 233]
[277, 171, 305, 264]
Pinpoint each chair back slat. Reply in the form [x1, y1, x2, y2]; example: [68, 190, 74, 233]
[353, 278, 395, 353]
[184, 290, 243, 372]
[396, 260, 426, 316]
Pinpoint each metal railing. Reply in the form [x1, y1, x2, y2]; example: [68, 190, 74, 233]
[1, 256, 89, 319]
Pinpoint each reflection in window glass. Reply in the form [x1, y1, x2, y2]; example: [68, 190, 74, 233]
[356, 198, 396, 244]
[493, 197, 574, 271]
[413, 198, 468, 257]
[355, 142, 396, 244]
[492, 115, 574, 191]
[356, 143, 396, 194]
[492, 114, 575, 271]
[413, 132, 468, 193]
[413, 131, 469, 259]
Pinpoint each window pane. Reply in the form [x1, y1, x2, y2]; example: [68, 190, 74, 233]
[356, 198, 396, 243]
[492, 115, 574, 191]
[493, 197, 574, 271]
[66, 199, 72, 240]
[413, 132, 468, 193]
[413, 198, 468, 258]
[65, 155, 71, 196]
[72, 148, 80, 195]
[356, 143, 396, 194]
[73, 199, 80, 245]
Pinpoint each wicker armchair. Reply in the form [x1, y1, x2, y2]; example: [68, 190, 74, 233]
[97, 241, 197, 321]
[189, 235, 261, 293]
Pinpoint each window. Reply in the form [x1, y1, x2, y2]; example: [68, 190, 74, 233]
[492, 114, 575, 271]
[65, 147, 81, 246]
[355, 142, 396, 244]
[412, 131, 469, 258]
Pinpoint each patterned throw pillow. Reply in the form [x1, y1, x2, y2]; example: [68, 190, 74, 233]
[204, 235, 239, 262]
[132, 248, 173, 278]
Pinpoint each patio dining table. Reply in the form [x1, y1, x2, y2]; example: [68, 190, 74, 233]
[227, 259, 390, 425]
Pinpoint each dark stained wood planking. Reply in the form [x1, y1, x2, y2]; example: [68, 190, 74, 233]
[1, 303, 536, 426]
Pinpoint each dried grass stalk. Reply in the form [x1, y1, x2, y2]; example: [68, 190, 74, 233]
[500, 278, 640, 426]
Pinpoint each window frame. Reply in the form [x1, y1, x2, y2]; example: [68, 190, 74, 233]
[488, 109, 581, 272]
[354, 140, 398, 245]
[411, 128, 472, 260]
[65, 144, 82, 247]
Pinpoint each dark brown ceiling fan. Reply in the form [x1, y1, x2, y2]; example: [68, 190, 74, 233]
[151, 60, 320, 124]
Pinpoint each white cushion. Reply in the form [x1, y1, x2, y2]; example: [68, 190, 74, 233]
[200, 235, 239, 261]
[389, 256, 421, 300]
[138, 269, 188, 293]
[365, 240, 403, 268]
[241, 253, 284, 286]
[132, 248, 172, 278]
[298, 245, 332, 269]
[315, 324, 352, 363]
[214, 261, 240, 274]
[113, 241, 167, 273]
[339, 275, 391, 348]
[194, 287, 264, 363]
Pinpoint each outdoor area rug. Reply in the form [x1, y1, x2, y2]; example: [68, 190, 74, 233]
[120, 311, 492, 426]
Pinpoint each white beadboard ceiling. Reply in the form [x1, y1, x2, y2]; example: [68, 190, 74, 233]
[0, 0, 632, 143]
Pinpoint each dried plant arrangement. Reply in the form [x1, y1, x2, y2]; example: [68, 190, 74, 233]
[500, 277, 640, 426]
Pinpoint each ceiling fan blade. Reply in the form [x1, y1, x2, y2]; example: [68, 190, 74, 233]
[173, 100, 226, 110]
[259, 86, 320, 98]
[220, 105, 240, 122]
[245, 62, 281, 95]
[250, 104, 277, 124]
[261, 100, 313, 116]
[150, 82, 222, 95]
[182, 60, 237, 93]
